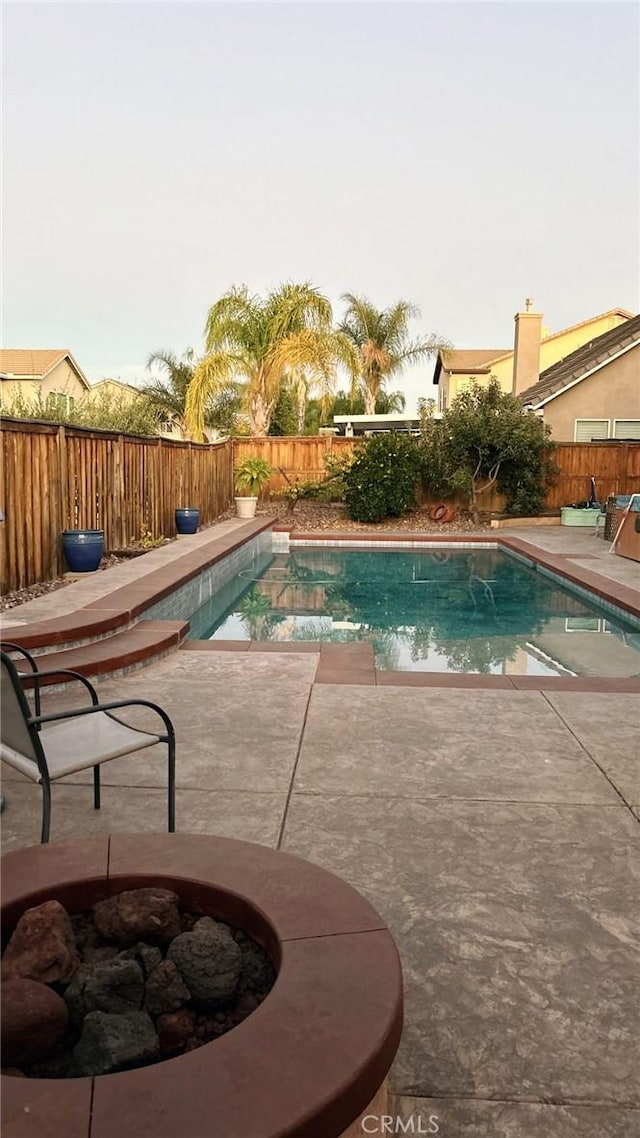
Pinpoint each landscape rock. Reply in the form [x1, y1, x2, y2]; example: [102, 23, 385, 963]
[167, 919, 242, 1006]
[144, 960, 191, 1016]
[64, 957, 144, 1022]
[120, 942, 163, 978]
[1, 978, 69, 1066]
[73, 1010, 159, 1076]
[1, 900, 79, 984]
[93, 888, 181, 945]
[156, 1009, 196, 1054]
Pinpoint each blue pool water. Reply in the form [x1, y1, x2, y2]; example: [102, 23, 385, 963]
[186, 547, 640, 676]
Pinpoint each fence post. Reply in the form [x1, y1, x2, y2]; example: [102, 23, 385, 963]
[57, 426, 68, 576]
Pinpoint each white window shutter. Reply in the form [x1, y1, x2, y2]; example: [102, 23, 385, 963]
[613, 420, 640, 440]
[574, 419, 609, 442]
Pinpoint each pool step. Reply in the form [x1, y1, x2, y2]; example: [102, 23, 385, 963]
[14, 621, 189, 686]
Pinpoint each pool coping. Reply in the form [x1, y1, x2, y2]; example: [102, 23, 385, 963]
[2, 523, 639, 692]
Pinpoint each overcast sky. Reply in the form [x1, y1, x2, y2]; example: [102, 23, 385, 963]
[2, 2, 638, 412]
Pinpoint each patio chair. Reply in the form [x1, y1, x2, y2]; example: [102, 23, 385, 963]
[0, 645, 175, 844]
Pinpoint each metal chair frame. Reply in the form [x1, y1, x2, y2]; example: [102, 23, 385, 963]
[1, 644, 175, 843]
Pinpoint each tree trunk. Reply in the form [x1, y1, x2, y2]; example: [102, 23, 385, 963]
[363, 387, 377, 416]
[249, 394, 271, 436]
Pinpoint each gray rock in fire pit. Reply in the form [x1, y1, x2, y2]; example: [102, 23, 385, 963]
[144, 960, 191, 1017]
[73, 1010, 159, 1076]
[167, 918, 241, 1006]
[64, 957, 144, 1023]
[120, 942, 163, 978]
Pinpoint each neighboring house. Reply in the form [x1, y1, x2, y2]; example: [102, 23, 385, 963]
[517, 314, 640, 441]
[89, 378, 141, 402]
[90, 378, 185, 439]
[0, 349, 91, 415]
[433, 303, 634, 413]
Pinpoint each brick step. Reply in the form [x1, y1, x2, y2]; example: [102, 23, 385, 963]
[14, 621, 189, 685]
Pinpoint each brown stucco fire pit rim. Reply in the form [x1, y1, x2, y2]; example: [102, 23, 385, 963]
[1, 833, 403, 1138]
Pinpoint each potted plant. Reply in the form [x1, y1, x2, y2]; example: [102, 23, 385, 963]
[234, 457, 272, 518]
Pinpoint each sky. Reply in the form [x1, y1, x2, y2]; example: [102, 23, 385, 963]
[2, 2, 639, 413]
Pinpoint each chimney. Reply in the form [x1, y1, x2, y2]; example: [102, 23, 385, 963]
[512, 298, 543, 395]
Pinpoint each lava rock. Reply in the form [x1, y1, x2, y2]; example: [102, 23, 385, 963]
[1, 978, 69, 1066]
[238, 939, 276, 993]
[82, 946, 120, 966]
[93, 888, 181, 945]
[73, 1010, 159, 1076]
[167, 919, 242, 1006]
[144, 960, 191, 1017]
[156, 1009, 196, 1054]
[119, 942, 163, 978]
[64, 957, 144, 1023]
[2, 900, 79, 984]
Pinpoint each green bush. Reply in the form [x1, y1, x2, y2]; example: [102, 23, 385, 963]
[344, 434, 421, 522]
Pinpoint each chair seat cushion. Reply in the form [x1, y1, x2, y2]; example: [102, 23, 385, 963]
[41, 713, 161, 779]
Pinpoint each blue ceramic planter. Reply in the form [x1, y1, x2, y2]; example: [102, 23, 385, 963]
[175, 508, 199, 535]
[61, 529, 104, 572]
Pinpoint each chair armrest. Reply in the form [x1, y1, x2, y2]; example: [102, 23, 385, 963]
[28, 698, 175, 741]
[21, 668, 100, 706]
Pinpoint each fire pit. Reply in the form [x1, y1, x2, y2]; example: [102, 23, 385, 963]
[1, 834, 403, 1138]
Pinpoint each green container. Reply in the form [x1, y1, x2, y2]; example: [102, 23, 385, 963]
[560, 507, 603, 527]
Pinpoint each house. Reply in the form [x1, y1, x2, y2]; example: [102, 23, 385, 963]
[89, 378, 141, 402]
[517, 314, 640, 441]
[432, 302, 634, 414]
[0, 349, 91, 415]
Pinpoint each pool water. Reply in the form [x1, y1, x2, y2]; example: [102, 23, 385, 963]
[187, 548, 640, 676]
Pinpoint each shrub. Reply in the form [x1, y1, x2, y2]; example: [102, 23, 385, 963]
[315, 451, 354, 503]
[344, 433, 421, 522]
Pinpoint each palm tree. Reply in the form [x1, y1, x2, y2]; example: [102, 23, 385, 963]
[143, 349, 196, 435]
[339, 294, 448, 416]
[186, 283, 358, 439]
[144, 349, 243, 437]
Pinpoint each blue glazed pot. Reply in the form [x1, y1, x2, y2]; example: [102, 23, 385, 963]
[175, 508, 199, 535]
[61, 529, 104, 573]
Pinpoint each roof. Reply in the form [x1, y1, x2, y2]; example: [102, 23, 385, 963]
[90, 378, 141, 394]
[433, 307, 635, 384]
[0, 349, 91, 389]
[518, 313, 640, 408]
[440, 349, 508, 373]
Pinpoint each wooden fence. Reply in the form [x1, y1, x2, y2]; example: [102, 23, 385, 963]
[0, 419, 234, 592]
[544, 443, 640, 508]
[235, 436, 640, 511]
[2, 420, 639, 594]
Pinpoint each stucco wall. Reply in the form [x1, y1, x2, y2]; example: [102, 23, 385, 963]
[1, 360, 87, 406]
[543, 347, 640, 440]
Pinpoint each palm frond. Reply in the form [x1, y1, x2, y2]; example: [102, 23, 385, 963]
[185, 351, 247, 441]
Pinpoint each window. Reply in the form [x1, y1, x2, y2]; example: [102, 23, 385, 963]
[46, 392, 74, 417]
[574, 419, 609, 442]
[612, 420, 640, 440]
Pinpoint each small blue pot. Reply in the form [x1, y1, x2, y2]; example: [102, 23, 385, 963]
[175, 508, 199, 535]
[61, 529, 104, 573]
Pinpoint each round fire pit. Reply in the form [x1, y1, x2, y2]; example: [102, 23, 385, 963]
[1, 834, 403, 1138]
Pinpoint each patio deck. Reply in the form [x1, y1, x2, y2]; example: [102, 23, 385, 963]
[1, 523, 639, 1135]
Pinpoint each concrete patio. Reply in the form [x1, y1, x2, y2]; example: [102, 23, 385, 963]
[1, 523, 639, 1136]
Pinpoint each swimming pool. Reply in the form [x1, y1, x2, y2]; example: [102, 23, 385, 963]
[185, 545, 640, 676]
